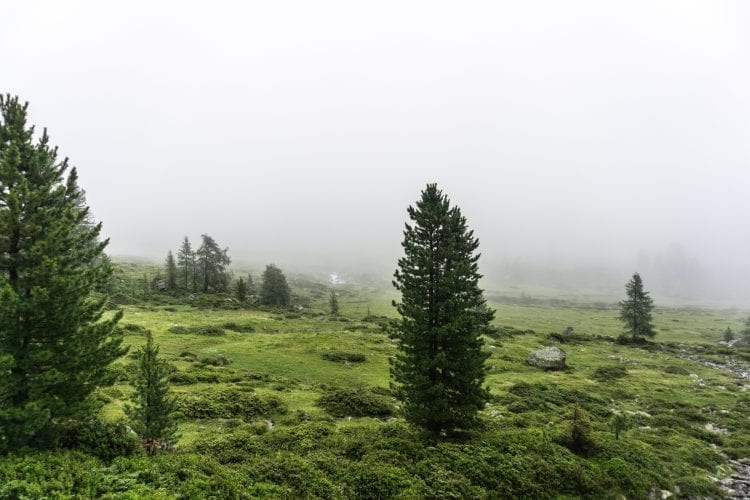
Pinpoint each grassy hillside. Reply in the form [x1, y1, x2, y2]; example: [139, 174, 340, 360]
[3, 271, 749, 498]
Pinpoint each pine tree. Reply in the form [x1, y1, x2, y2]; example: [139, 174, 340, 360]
[619, 272, 655, 341]
[0, 95, 125, 449]
[236, 277, 247, 302]
[391, 184, 493, 436]
[724, 326, 734, 342]
[196, 234, 231, 293]
[329, 289, 339, 315]
[125, 331, 178, 453]
[260, 264, 290, 307]
[176, 237, 194, 291]
[165, 250, 177, 291]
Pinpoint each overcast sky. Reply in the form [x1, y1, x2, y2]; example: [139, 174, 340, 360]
[4, 1, 750, 298]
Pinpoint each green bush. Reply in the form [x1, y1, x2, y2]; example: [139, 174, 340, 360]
[344, 459, 415, 499]
[592, 365, 628, 382]
[168, 372, 198, 385]
[664, 365, 689, 375]
[241, 452, 339, 498]
[502, 382, 602, 414]
[320, 351, 366, 363]
[222, 321, 256, 333]
[317, 388, 394, 418]
[176, 389, 287, 420]
[121, 323, 147, 333]
[168, 324, 225, 336]
[199, 356, 232, 367]
[58, 419, 138, 461]
[558, 406, 596, 455]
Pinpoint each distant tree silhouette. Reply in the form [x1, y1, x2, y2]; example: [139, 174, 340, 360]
[619, 273, 655, 340]
[260, 264, 290, 307]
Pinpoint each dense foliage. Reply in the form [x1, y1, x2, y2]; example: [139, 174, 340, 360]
[0, 95, 125, 450]
[260, 264, 291, 307]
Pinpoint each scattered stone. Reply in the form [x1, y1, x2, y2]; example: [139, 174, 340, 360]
[527, 346, 567, 370]
[705, 423, 729, 435]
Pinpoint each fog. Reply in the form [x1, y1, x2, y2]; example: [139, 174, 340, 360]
[4, 1, 750, 303]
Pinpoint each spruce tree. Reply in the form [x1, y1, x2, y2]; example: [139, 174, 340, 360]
[0, 95, 125, 449]
[260, 264, 290, 307]
[329, 289, 339, 315]
[176, 236, 194, 291]
[196, 234, 231, 293]
[125, 331, 178, 453]
[165, 250, 177, 291]
[391, 184, 493, 436]
[618, 272, 655, 341]
[236, 277, 247, 302]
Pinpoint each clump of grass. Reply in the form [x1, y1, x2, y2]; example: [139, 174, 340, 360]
[320, 351, 366, 363]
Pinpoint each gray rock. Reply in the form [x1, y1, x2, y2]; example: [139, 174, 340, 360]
[528, 346, 566, 370]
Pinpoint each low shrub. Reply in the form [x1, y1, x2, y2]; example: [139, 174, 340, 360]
[199, 356, 232, 367]
[502, 382, 602, 414]
[592, 365, 628, 382]
[168, 372, 198, 385]
[176, 389, 287, 420]
[344, 459, 415, 499]
[558, 406, 596, 455]
[222, 321, 256, 333]
[121, 323, 147, 333]
[664, 365, 689, 375]
[320, 351, 366, 363]
[317, 387, 394, 418]
[58, 419, 138, 461]
[168, 325, 225, 336]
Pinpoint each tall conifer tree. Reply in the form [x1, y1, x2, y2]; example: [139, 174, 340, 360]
[0, 95, 125, 449]
[196, 234, 231, 293]
[165, 250, 177, 291]
[391, 184, 493, 436]
[236, 277, 247, 302]
[329, 289, 339, 315]
[176, 236, 194, 291]
[619, 272, 655, 340]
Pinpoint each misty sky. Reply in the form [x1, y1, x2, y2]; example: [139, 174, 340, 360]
[4, 1, 750, 297]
